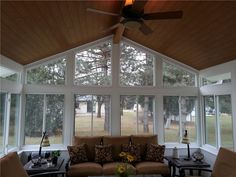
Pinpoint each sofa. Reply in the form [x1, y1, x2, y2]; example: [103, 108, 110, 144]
[66, 135, 170, 177]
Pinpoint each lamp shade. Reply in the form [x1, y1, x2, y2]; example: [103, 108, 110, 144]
[182, 130, 190, 144]
[41, 135, 50, 147]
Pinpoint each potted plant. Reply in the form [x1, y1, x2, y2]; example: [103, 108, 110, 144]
[51, 150, 60, 165]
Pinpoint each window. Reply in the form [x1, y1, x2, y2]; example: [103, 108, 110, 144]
[8, 94, 20, 149]
[202, 73, 231, 86]
[0, 93, 6, 154]
[74, 95, 111, 136]
[26, 58, 66, 85]
[0, 66, 18, 82]
[0, 92, 20, 154]
[204, 95, 233, 149]
[120, 95, 154, 135]
[164, 96, 197, 142]
[25, 94, 64, 145]
[163, 62, 195, 87]
[204, 96, 216, 146]
[120, 42, 154, 86]
[74, 42, 112, 86]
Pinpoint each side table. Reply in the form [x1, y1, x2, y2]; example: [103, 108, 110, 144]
[164, 156, 210, 177]
[24, 158, 64, 176]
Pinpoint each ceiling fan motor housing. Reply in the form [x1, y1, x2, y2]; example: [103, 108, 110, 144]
[122, 5, 144, 19]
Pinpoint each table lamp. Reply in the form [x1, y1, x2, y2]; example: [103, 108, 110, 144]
[38, 131, 50, 161]
[182, 130, 191, 160]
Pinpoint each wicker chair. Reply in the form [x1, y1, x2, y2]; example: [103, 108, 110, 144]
[0, 152, 65, 177]
[179, 147, 236, 177]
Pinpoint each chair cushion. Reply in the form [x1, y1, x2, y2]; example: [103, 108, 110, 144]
[130, 135, 157, 159]
[103, 136, 130, 161]
[145, 144, 165, 162]
[73, 136, 102, 161]
[0, 152, 29, 177]
[103, 162, 136, 175]
[121, 144, 141, 162]
[67, 162, 103, 177]
[67, 143, 88, 164]
[135, 161, 169, 175]
[94, 144, 114, 163]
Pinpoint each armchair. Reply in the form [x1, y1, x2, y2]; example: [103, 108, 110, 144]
[0, 152, 65, 177]
[179, 147, 236, 177]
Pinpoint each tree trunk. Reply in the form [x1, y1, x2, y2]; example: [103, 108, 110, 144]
[143, 96, 149, 133]
[97, 96, 103, 118]
[104, 96, 110, 131]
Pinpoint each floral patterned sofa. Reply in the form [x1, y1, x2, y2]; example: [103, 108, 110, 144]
[66, 135, 170, 177]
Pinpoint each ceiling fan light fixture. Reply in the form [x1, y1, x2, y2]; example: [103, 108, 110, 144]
[124, 0, 135, 7]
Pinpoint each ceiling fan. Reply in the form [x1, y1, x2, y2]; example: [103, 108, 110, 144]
[87, 0, 183, 43]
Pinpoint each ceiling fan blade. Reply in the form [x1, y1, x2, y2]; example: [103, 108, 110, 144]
[113, 24, 125, 44]
[143, 11, 183, 20]
[131, 0, 148, 14]
[139, 22, 153, 35]
[87, 8, 120, 16]
[102, 23, 121, 33]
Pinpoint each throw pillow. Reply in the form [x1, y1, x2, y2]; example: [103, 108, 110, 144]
[94, 144, 113, 163]
[67, 143, 88, 164]
[121, 144, 141, 162]
[145, 144, 165, 162]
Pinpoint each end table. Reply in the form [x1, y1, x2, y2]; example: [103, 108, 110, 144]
[164, 156, 210, 177]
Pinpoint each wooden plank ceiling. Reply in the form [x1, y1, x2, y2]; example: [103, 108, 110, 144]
[1, 0, 236, 70]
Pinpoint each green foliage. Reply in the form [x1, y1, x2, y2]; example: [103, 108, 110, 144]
[27, 58, 66, 85]
[163, 62, 195, 87]
[51, 150, 60, 157]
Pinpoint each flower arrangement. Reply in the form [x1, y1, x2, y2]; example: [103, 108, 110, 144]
[116, 152, 135, 177]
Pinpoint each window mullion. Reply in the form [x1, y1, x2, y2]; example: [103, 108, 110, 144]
[179, 96, 183, 143]
[42, 94, 47, 133]
[215, 95, 221, 148]
[4, 93, 11, 153]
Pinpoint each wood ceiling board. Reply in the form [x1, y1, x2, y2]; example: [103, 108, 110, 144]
[1, 1, 236, 69]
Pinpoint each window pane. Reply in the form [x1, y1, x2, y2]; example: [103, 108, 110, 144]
[27, 58, 66, 85]
[0, 93, 6, 154]
[164, 96, 179, 142]
[163, 62, 195, 87]
[181, 96, 197, 142]
[74, 42, 112, 85]
[120, 42, 154, 86]
[121, 95, 154, 135]
[45, 95, 64, 144]
[0, 66, 18, 82]
[202, 73, 231, 86]
[204, 96, 216, 146]
[219, 95, 233, 150]
[74, 95, 111, 136]
[25, 94, 44, 145]
[8, 94, 20, 149]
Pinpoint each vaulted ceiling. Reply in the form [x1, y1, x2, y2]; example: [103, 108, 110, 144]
[1, 1, 236, 70]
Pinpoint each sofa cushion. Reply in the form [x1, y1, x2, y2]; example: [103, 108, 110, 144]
[67, 162, 103, 177]
[103, 136, 130, 161]
[67, 143, 88, 164]
[145, 144, 165, 162]
[121, 144, 141, 162]
[95, 144, 113, 163]
[103, 162, 136, 175]
[131, 135, 157, 159]
[73, 136, 102, 161]
[135, 161, 169, 175]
